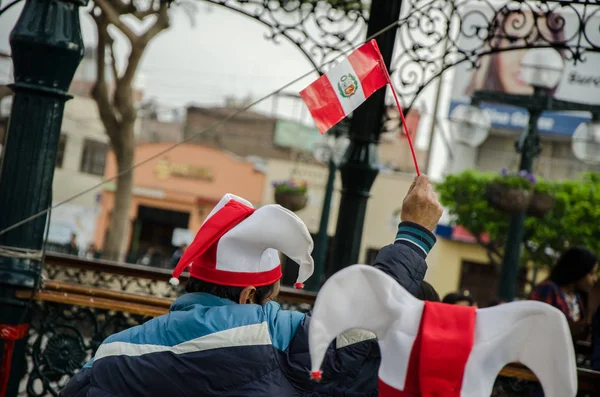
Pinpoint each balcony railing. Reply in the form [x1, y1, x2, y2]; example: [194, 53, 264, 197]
[14, 253, 600, 396]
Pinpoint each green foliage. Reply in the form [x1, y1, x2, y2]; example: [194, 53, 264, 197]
[437, 170, 600, 269]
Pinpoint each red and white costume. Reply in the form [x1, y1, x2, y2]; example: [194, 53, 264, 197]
[170, 193, 314, 288]
[309, 265, 577, 397]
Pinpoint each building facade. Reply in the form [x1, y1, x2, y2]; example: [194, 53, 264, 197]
[46, 96, 110, 254]
[94, 143, 266, 266]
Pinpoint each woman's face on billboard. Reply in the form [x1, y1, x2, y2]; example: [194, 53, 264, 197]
[495, 13, 557, 94]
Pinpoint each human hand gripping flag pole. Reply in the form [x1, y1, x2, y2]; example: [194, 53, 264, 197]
[299, 39, 421, 176]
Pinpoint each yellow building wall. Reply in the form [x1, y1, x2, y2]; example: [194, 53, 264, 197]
[425, 239, 490, 298]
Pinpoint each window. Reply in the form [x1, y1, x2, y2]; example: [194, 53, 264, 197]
[56, 134, 67, 168]
[459, 260, 527, 307]
[80, 139, 108, 176]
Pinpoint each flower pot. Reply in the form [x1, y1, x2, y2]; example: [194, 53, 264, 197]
[275, 191, 308, 212]
[527, 191, 554, 218]
[485, 182, 532, 214]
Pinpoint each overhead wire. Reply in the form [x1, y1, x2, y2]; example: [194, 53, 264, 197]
[0, 17, 403, 237]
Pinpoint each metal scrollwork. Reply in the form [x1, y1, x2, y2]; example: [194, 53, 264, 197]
[389, 0, 600, 112]
[201, 0, 369, 71]
[0, 0, 24, 17]
[45, 264, 185, 298]
[22, 301, 153, 396]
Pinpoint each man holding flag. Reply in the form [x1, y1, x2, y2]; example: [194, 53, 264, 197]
[60, 42, 440, 397]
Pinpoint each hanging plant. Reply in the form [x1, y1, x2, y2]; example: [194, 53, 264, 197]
[273, 180, 309, 212]
[527, 185, 555, 219]
[485, 169, 535, 214]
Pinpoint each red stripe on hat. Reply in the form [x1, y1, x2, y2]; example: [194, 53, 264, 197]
[419, 302, 476, 397]
[299, 74, 346, 134]
[192, 263, 282, 288]
[347, 40, 388, 98]
[172, 200, 255, 281]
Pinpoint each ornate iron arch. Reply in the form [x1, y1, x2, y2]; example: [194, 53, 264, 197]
[198, 0, 370, 72]
[389, 0, 600, 112]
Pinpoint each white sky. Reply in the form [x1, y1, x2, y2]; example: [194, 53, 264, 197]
[0, 3, 452, 179]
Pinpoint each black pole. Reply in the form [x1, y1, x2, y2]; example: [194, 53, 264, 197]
[307, 158, 336, 291]
[497, 108, 542, 301]
[328, 0, 403, 275]
[0, 1, 86, 395]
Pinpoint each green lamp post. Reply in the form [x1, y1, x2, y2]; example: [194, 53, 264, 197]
[0, 1, 87, 395]
[306, 122, 350, 291]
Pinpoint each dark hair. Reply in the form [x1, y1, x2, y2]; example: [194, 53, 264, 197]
[442, 292, 474, 306]
[185, 277, 276, 305]
[550, 246, 598, 287]
[487, 298, 506, 307]
[417, 281, 440, 302]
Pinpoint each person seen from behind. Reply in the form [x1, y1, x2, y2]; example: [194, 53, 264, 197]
[442, 291, 476, 307]
[417, 280, 440, 302]
[60, 175, 443, 397]
[529, 246, 598, 341]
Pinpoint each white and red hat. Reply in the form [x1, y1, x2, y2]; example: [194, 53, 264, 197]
[309, 265, 577, 397]
[170, 193, 314, 289]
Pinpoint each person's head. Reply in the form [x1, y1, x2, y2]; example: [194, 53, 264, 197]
[442, 292, 474, 307]
[417, 280, 440, 302]
[71, 233, 77, 243]
[170, 193, 314, 302]
[487, 298, 507, 308]
[185, 276, 280, 305]
[550, 246, 598, 293]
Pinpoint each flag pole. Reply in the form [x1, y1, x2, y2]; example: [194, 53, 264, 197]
[387, 81, 421, 176]
[372, 39, 420, 176]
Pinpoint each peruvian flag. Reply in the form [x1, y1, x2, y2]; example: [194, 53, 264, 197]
[300, 40, 389, 134]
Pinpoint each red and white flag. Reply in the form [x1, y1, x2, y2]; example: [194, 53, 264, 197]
[300, 40, 389, 134]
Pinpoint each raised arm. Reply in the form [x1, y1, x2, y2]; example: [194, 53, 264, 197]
[280, 176, 443, 395]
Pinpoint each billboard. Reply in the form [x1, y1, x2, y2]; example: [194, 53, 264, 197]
[449, 6, 600, 137]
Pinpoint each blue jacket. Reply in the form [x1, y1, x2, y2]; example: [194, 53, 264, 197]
[60, 222, 435, 397]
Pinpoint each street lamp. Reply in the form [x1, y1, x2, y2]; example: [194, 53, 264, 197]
[572, 119, 600, 165]
[456, 48, 600, 302]
[449, 104, 491, 147]
[520, 48, 565, 90]
[306, 126, 350, 291]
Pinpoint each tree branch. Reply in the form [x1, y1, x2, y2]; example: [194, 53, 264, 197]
[132, 8, 158, 20]
[91, 10, 120, 144]
[94, 0, 138, 43]
[141, 3, 170, 45]
[107, 33, 120, 82]
[118, 3, 170, 89]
